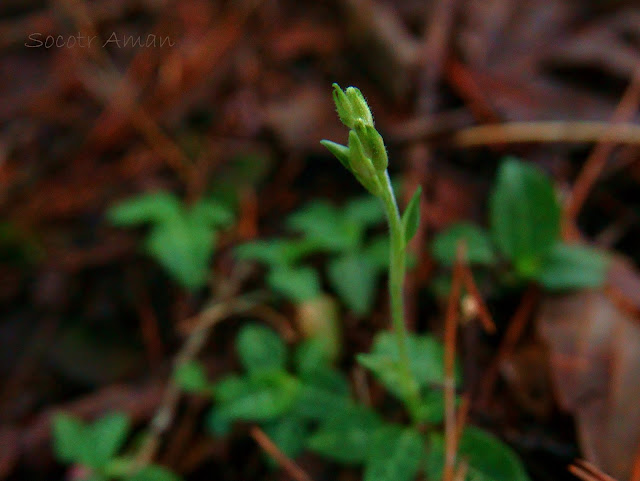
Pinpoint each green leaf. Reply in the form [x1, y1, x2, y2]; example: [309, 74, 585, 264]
[286, 201, 359, 252]
[215, 371, 300, 422]
[234, 239, 313, 267]
[107, 192, 181, 226]
[402, 186, 422, 244]
[236, 324, 287, 374]
[357, 332, 458, 402]
[52, 413, 88, 463]
[426, 427, 530, 481]
[293, 337, 332, 377]
[327, 255, 378, 315]
[204, 407, 232, 437]
[363, 425, 424, 481]
[432, 223, 497, 266]
[109, 192, 225, 291]
[344, 196, 385, 227]
[174, 361, 210, 394]
[363, 235, 390, 271]
[321, 140, 352, 173]
[489, 158, 561, 277]
[144, 220, 214, 290]
[307, 405, 382, 464]
[88, 412, 131, 467]
[536, 243, 608, 290]
[189, 199, 234, 228]
[267, 266, 322, 303]
[126, 465, 182, 481]
[416, 389, 447, 425]
[263, 416, 309, 462]
[293, 367, 352, 421]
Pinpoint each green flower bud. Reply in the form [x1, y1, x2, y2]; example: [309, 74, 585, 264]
[332, 83, 355, 128]
[355, 121, 387, 172]
[345, 87, 374, 126]
[348, 130, 380, 196]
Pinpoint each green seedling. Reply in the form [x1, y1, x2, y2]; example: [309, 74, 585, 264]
[180, 323, 527, 481]
[431, 157, 609, 291]
[107, 191, 234, 291]
[175, 85, 532, 481]
[235, 195, 389, 314]
[52, 412, 180, 481]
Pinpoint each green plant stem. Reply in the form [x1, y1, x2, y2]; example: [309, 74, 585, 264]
[378, 171, 422, 422]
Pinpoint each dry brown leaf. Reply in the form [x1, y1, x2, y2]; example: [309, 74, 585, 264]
[537, 257, 640, 480]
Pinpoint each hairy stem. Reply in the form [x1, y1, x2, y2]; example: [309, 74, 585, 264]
[378, 171, 422, 422]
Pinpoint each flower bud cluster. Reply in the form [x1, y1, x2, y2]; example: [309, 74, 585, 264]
[321, 84, 389, 196]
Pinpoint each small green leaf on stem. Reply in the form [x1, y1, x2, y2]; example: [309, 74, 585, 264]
[236, 324, 287, 374]
[402, 186, 422, 245]
[320, 140, 352, 172]
[536, 243, 608, 290]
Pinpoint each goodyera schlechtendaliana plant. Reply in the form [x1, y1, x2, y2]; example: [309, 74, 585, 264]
[321, 84, 423, 421]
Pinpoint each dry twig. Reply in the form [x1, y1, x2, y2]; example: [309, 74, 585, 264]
[250, 426, 315, 481]
[443, 242, 465, 481]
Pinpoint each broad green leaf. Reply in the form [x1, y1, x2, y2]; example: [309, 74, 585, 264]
[432, 223, 496, 266]
[109, 192, 225, 291]
[236, 324, 287, 374]
[189, 199, 234, 228]
[294, 337, 332, 377]
[205, 407, 232, 437]
[307, 405, 382, 464]
[214, 374, 251, 402]
[263, 416, 309, 462]
[416, 389, 447, 425]
[107, 192, 181, 226]
[52, 413, 88, 463]
[357, 332, 458, 401]
[293, 366, 352, 421]
[537, 243, 608, 290]
[88, 412, 131, 467]
[344, 196, 385, 227]
[363, 235, 390, 271]
[327, 254, 378, 315]
[426, 427, 530, 481]
[402, 186, 422, 244]
[294, 384, 352, 422]
[126, 465, 182, 481]
[234, 239, 313, 267]
[267, 266, 322, 303]
[363, 425, 424, 481]
[215, 371, 300, 422]
[489, 158, 561, 277]
[174, 361, 210, 394]
[144, 220, 214, 290]
[286, 201, 359, 252]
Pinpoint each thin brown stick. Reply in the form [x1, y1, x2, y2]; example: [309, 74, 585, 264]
[454, 394, 470, 448]
[250, 426, 315, 481]
[566, 68, 640, 225]
[569, 460, 618, 481]
[477, 285, 539, 408]
[134, 297, 259, 465]
[453, 121, 640, 147]
[443, 243, 465, 481]
[453, 458, 469, 481]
